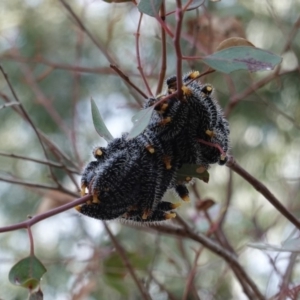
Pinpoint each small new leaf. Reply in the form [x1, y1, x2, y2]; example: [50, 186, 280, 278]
[9, 256, 47, 290]
[127, 106, 155, 139]
[176, 164, 210, 183]
[91, 99, 114, 142]
[202, 46, 282, 74]
[137, 0, 162, 17]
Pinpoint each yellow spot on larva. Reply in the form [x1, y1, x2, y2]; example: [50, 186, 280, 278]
[95, 148, 102, 156]
[181, 85, 192, 96]
[146, 145, 155, 154]
[202, 85, 213, 95]
[92, 194, 100, 204]
[75, 205, 81, 212]
[163, 156, 172, 169]
[182, 195, 190, 202]
[189, 71, 200, 79]
[220, 154, 227, 161]
[142, 209, 151, 220]
[80, 184, 87, 196]
[160, 117, 171, 126]
[165, 212, 177, 219]
[205, 129, 215, 138]
[161, 103, 169, 111]
[171, 202, 182, 209]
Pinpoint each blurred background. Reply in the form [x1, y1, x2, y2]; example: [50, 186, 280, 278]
[0, 0, 300, 299]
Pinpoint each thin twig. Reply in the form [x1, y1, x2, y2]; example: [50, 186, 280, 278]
[0, 101, 20, 110]
[0, 65, 62, 188]
[226, 156, 300, 230]
[110, 64, 148, 101]
[128, 216, 259, 298]
[219, 168, 233, 227]
[0, 176, 78, 197]
[2, 54, 113, 74]
[155, 2, 167, 95]
[0, 152, 78, 173]
[0, 194, 91, 233]
[135, 13, 153, 97]
[182, 245, 203, 300]
[104, 222, 152, 300]
[174, 0, 183, 100]
[59, 0, 115, 64]
[60, 0, 146, 106]
[71, 20, 85, 167]
[0, 89, 81, 173]
[27, 226, 35, 256]
[149, 273, 178, 300]
[225, 69, 295, 117]
[143, 222, 265, 300]
[278, 253, 297, 300]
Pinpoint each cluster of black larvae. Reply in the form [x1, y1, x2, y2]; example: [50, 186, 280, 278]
[77, 71, 230, 223]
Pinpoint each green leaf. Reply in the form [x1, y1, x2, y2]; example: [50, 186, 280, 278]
[9, 256, 47, 290]
[202, 46, 282, 74]
[127, 252, 152, 270]
[91, 98, 114, 142]
[104, 275, 129, 296]
[103, 252, 127, 279]
[127, 106, 154, 139]
[137, 0, 162, 17]
[176, 164, 210, 183]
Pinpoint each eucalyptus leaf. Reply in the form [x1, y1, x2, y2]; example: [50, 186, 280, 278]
[9, 256, 47, 290]
[127, 106, 154, 139]
[91, 98, 114, 142]
[202, 46, 282, 73]
[176, 164, 209, 183]
[137, 0, 162, 17]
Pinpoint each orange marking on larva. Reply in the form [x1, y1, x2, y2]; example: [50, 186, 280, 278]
[142, 209, 151, 220]
[189, 71, 200, 79]
[165, 212, 176, 219]
[160, 117, 171, 126]
[171, 202, 182, 209]
[205, 129, 215, 138]
[75, 205, 81, 212]
[146, 145, 155, 154]
[92, 194, 100, 204]
[182, 195, 190, 202]
[80, 184, 87, 197]
[163, 156, 172, 169]
[181, 85, 192, 96]
[161, 103, 168, 111]
[95, 148, 102, 156]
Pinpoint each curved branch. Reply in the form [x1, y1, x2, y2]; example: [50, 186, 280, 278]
[0, 194, 91, 233]
[226, 156, 300, 230]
